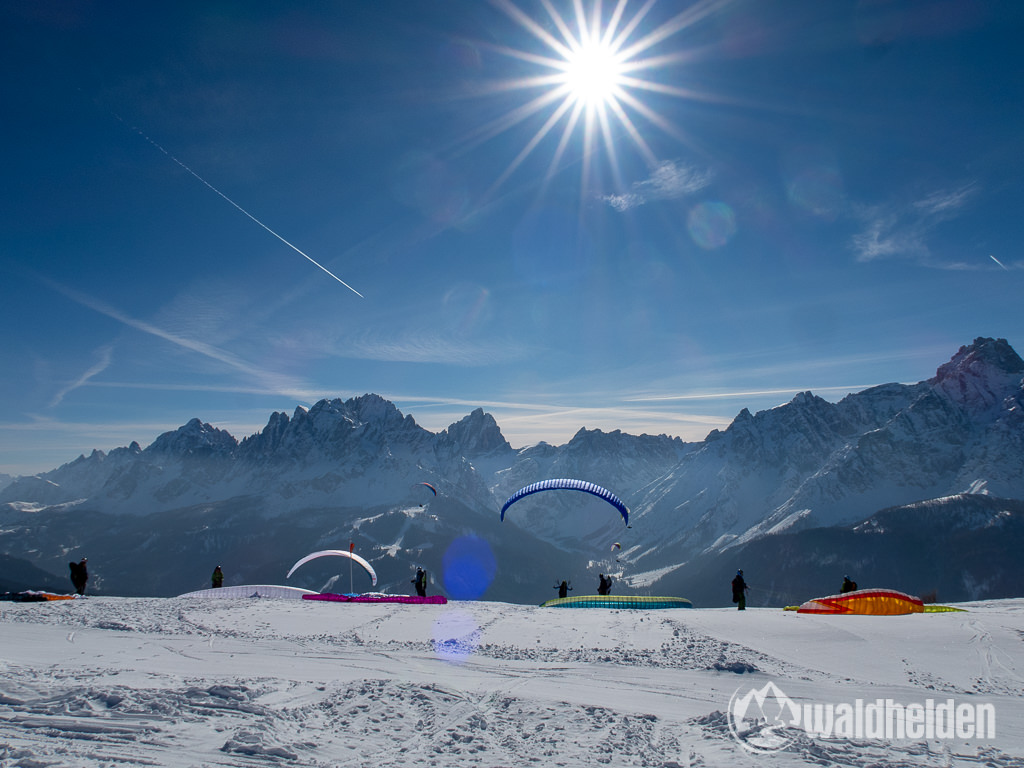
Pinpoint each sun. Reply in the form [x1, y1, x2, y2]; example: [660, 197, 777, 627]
[560, 39, 625, 108]
[466, 0, 713, 200]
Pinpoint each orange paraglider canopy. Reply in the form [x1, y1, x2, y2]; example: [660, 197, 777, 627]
[797, 588, 924, 615]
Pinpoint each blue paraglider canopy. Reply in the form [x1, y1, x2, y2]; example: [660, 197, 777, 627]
[500, 479, 629, 525]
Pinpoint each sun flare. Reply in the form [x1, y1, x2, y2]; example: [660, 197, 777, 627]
[470, 0, 717, 200]
[561, 40, 625, 108]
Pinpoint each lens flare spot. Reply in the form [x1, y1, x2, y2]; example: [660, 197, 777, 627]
[787, 168, 844, 220]
[782, 147, 845, 220]
[432, 609, 480, 664]
[687, 201, 737, 250]
[390, 151, 469, 225]
[441, 283, 492, 336]
[442, 535, 496, 601]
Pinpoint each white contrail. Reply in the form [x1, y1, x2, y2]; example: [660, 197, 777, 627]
[49, 344, 113, 408]
[990, 254, 1009, 271]
[123, 119, 363, 298]
[41, 276, 310, 399]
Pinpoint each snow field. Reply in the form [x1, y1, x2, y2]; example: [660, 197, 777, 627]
[1, 597, 1022, 766]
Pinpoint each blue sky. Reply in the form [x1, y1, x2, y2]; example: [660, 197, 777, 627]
[2, 0, 1022, 475]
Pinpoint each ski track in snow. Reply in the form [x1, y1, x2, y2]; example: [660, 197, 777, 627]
[1, 597, 1022, 767]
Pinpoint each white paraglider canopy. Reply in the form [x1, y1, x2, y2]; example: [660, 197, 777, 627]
[287, 550, 378, 587]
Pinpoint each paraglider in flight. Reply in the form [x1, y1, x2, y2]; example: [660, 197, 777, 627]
[500, 479, 629, 525]
[287, 550, 378, 587]
[418, 482, 437, 496]
[610, 541, 622, 562]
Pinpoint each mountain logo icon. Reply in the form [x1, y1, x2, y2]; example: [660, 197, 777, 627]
[727, 680, 801, 754]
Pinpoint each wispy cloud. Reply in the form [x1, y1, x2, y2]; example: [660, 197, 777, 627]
[603, 160, 712, 211]
[49, 344, 113, 408]
[1, 414, 181, 438]
[271, 327, 533, 367]
[40, 277, 311, 399]
[0, 412, 273, 475]
[348, 333, 530, 366]
[381, 389, 740, 445]
[499, 407, 728, 446]
[80, 381, 347, 412]
[850, 210, 927, 261]
[0, 414, 183, 475]
[851, 182, 979, 265]
[913, 183, 978, 216]
[624, 384, 878, 403]
[395, 397, 732, 447]
[387, 341, 954, 446]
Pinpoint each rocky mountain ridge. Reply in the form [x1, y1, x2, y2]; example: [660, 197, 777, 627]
[1, 337, 1022, 604]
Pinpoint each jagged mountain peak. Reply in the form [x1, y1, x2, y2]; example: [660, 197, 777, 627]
[236, 411, 292, 461]
[439, 407, 511, 457]
[790, 390, 822, 406]
[146, 418, 238, 457]
[931, 337, 1024, 411]
[565, 427, 687, 457]
[717, 391, 835, 441]
[935, 337, 1024, 380]
[3, 340, 1024, 604]
[305, 394, 416, 430]
[70, 448, 107, 466]
[298, 395, 422, 437]
[568, 426, 631, 443]
[236, 394, 431, 464]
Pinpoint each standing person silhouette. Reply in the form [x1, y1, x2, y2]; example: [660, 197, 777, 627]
[412, 567, 427, 597]
[69, 558, 88, 596]
[731, 569, 748, 610]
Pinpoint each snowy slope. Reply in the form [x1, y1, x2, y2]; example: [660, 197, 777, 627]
[629, 337, 1024, 561]
[1, 596, 1021, 767]
[647, 494, 1024, 607]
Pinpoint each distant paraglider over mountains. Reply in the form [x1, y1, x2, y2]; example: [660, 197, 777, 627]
[500, 479, 629, 525]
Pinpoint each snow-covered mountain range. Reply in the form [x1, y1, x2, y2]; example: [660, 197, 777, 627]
[1, 337, 1022, 605]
